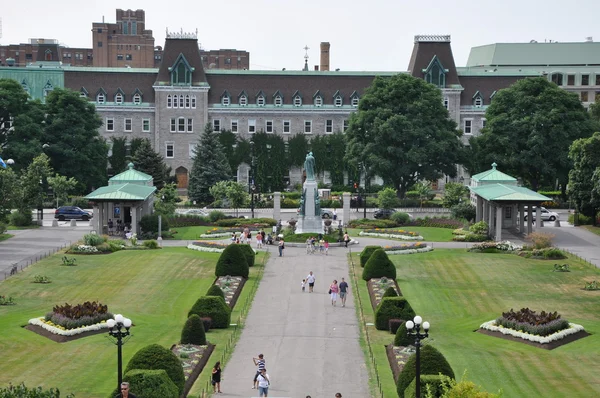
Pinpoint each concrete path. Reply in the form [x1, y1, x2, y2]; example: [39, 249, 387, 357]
[218, 244, 370, 398]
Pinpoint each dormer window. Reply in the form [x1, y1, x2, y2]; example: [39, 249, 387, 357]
[473, 91, 483, 107]
[169, 54, 194, 86]
[350, 91, 360, 107]
[423, 56, 447, 88]
[334, 96, 342, 107]
[240, 95, 248, 106]
[97, 93, 105, 104]
[133, 93, 141, 104]
[351, 96, 359, 107]
[222, 96, 230, 106]
[43, 80, 54, 98]
[293, 91, 302, 107]
[315, 97, 323, 107]
[21, 80, 30, 95]
[115, 93, 123, 104]
[79, 87, 88, 98]
[490, 91, 497, 102]
[257, 95, 265, 106]
[274, 96, 282, 106]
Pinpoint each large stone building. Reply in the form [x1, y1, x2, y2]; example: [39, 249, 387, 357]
[2, 33, 600, 191]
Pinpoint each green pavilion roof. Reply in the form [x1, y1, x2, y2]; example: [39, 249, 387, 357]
[469, 184, 551, 202]
[85, 183, 156, 201]
[471, 163, 517, 183]
[109, 163, 153, 186]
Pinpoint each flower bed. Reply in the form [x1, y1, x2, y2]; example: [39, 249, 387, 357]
[28, 317, 109, 336]
[366, 277, 402, 310]
[200, 227, 261, 237]
[171, 343, 215, 397]
[383, 242, 433, 255]
[386, 345, 415, 382]
[468, 240, 522, 253]
[479, 320, 585, 345]
[187, 241, 229, 253]
[213, 275, 246, 308]
[359, 229, 423, 241]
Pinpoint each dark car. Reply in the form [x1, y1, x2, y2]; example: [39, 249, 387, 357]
[54, 206, 93, 221]
[373, 208, 396, 219]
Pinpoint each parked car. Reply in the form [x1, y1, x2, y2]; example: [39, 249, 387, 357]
[54, 206, 93, 221]
[521, 206, 559, 222]
[180, 208, 209, 216]
[373, 208, 396, 219]
[296, 208, 335, 219]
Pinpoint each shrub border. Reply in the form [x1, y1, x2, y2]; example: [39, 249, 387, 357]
[213, 276, 247, 309]
[366, 278, 403, 311]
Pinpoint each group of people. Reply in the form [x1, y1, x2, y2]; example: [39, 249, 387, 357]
[302, 272, 350, 307]
[252, 354, 270, 397]
[305, 236, 329, 255]
[230, 228, 274, 247]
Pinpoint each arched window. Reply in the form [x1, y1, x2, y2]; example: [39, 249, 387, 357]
[172, 95, 178, 108]
[334, 96, 343, 107]
[293, 96, 302, 106]
[115, 93, 123, 104]
[185, 95, 190, 108]
[314, 97, 323, 107]
[97, 93, 105, 104]
[133, 94, 141, 104]
[179, 95, 184, 108]
[240, 95, 248, 106]
[167, 94, 172, 108]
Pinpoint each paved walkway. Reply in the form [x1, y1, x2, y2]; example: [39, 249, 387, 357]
[218, 244, 370, 398]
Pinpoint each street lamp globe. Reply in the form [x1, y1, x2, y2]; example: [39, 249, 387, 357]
[423, 321, 430, 331]
[123, 318, 132, 328]
[405, 320, 414, 330]
[106, 319, 116, 328]
[6, 159, 15, 165]
[115, 314, 124, 324]
[414, 315, 423, 325]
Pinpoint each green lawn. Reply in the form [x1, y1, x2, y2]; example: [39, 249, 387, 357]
[580, 225, 600, 236]
[0, 247, 266, 398]
[0, 233, 12, 242]
[348, 226, 454, 242]
[7, 224, 40, 230]
[351, 249, 600, 398]
[169, 226, 219, 240]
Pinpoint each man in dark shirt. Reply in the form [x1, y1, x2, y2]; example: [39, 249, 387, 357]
[339, 278, 349, 307]
[115, 382, 136, 398]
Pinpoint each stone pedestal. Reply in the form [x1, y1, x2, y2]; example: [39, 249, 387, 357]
[343, 192, 351, 227]
[296, 180, 323, 234]
[273, 192, 281, 221]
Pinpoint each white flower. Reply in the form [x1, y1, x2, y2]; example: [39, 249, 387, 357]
[359, 232, 424, 240]
[199, 232, 232, 238]
[479, 320, 584, 344]
[28, 317, 109, 336]
[187, 244, 225, 253]
[385, 247, 433, 255]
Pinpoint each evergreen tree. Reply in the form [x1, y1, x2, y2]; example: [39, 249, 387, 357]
[109, 136, 128, 175]
[188, 123, 231, 203]
[131, 139, 171, 189]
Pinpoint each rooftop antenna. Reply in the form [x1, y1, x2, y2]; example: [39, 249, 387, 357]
[303, 45, 309, 71]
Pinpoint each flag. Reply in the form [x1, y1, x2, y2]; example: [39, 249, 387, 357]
[0, 156, 7, 169]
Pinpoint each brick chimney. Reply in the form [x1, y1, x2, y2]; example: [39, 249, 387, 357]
[320, 42, 330, 71]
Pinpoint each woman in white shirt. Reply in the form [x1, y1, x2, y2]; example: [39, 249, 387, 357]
[257, 368, 270, 397]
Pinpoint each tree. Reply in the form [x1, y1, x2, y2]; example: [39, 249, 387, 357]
[345, 74, 463, 198]
[42, 88, 108, 192]
[209, 180, 248, 216]
[131, 139, 171, 190]
[48, 174, 78, 208]
[0, 167, 19, 222]
[589, 97, 600, 130]
[2, 99, 46, 172]
[287, 133, 309, 168]
[442, 182, 469, 208]
[568, 132, 600, 219]
[188, 123, 231, 204]
[377, 187, 398, 209]
[21, 154, 54, 212]
[468, 77, 595, 192]
[0, 78, 30, 151]
[154, 183, 178, 216]
[251, 132, 287, 192]
[415, 181, 432, 207]
[109, 136, 128, 175]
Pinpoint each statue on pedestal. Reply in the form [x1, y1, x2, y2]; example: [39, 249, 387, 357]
[304, 152, 316, 181]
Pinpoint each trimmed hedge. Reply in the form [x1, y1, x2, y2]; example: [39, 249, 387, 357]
[124, 344, 185, 396]
[215, 244, 249, 278]
[360, 245, 382, 268]
[382, 286, 399, 298]
[404, 374, 444, 398]
[206, 285, 225, 300]
[394, 321, 413, 347]
[375, 297, 415, 331]
[181, 314, 207, 345]
[123, 369, 179, 398]
[362, 249, 397, 281]
[396, 345, 455, 397]
[391, 212, 411, 225]
[188, 296, 231, 329]
[389, 318, 403, 334]
[237, 244, 256, 267]
[140, 214, 170, 234]
[199, 317, 212, 332]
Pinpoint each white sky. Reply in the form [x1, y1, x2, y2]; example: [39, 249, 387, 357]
[1, 0, 599, 71]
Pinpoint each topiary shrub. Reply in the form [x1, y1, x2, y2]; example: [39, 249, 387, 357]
[396, 345, 455, 397]
[215, 244, 249, 278]
[394, 321, 413, 347]
[206, 284, 225, 300]
[389, 318, 403, 334]
[199, 317, 212, 332]
[391, 212, 411, 225]
[188, 296, 231, 329]
[360, 245, 382, 268]
[375, 297, 415, 330]
[180, 314, 207, 345]
[382, 286, 399, 298]
[362, 249, 397, 281]
[122, 369, 179, 398]
[237, 244, 256, 267]
[124, 344, 185, 396]
[140, 214, 170, 235]
[403, 374, 444, 398]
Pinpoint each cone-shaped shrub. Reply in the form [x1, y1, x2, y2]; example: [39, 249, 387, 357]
[382, 286, 398, 298]
[393, 321, 413, 347]
[360, 245, 382, 267]
[216, 244, 249, 278]
[237, 244, 256, 267]
[181, 314, 207, 345]
[374, 297, 415, 330]
[362, 249, 396, 281]
[124, 344, 185, 396]
[404, 374, 444, 398]
[188, 296, 231, 328]
[206, 284, 225, 300]
[396, 345, 455, 397]
[122, 369, 179, 398]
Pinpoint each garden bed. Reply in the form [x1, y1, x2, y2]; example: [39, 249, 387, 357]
[386, 344, 414, 382]
[24, 323, 107, 343]
[171, 343, 215, 397]
[367, 277, 402, 310]
[477, 327, 590, 350]
[383, 242, 432, 255]
[213, 275, 246, 308]
[187, 241, 229, 253]
[359, 229, 423, 241]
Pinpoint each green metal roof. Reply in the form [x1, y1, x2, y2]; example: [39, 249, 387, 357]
[62, 66, 159, 73]
[466, 42, 600, 67]
[205, 69, 402, 76]
[86, 183, 156, 201]
[471, 163, 517, 182]
[456, 66, 543, 77]
[109, 163, 153, 185]
[469, 184, 551, 202]
[0, 67, 64, 101]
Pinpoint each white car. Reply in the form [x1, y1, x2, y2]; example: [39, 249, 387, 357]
[179, 208, 209, 216]
[521, 207, 559, 222]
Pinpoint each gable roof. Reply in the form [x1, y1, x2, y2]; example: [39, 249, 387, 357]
[407, 35, 461, 87]
[155, 38, 207, 86]
[86, 183, 156, 201]
[109, 163, 153, 185]
[469, 184, 551, 202]
[471, 163, 517, 182]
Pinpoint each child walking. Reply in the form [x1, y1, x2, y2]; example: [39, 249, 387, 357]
[301, 279, 306, 292]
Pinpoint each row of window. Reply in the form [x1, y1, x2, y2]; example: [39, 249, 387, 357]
[580, 91, 600, 102]
[106, 117, 151, 132]
[551, 73, 600, 87]
[116, 54, 133, 61]
[220, 91, 360, 107]
[92, 91, 144, 105]
[166, 94, 197, 109]
[463, 119, 486, 135]
[212, 119, 349, 134]
[170, 118, 194, 133]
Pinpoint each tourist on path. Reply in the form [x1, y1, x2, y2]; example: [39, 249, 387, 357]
[324, 240, 329, 255]
[301, 279, 306, 292]
[256, 232, 263, 249]
[115, 382, 136, 398]
[278, 239, 285, 256]
[257, 368, 270, 397]
[343, 232, 350, 247]
[339, 277, 349, 307]
[329, 279, 339, 306]
[252, 354, 266, 389]
[211, 361, 222, 393]
[306, 271, 316, 293]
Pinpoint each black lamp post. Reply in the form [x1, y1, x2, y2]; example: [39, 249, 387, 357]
[406, 315, 430, 398]
[250, 182, 256, 219]
[107, 314, 132, 392]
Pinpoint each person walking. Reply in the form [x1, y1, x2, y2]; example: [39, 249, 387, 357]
[278, 238, 285, 257]
[333, 209, 337, 221]
[114, 382, 136, 398]
[306, 237, 313, 254]
[329, 279, 339, 306]
[256, 232, 263, 249]
[343, 232, 350, 248]
[257, 368, 270, 397]
[252, 354, 266, 389]
[324, 240, 329, 256]
[211, 361, 222, 393]
[339, 277, 349, 307]
[306, 271, 316, 293]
